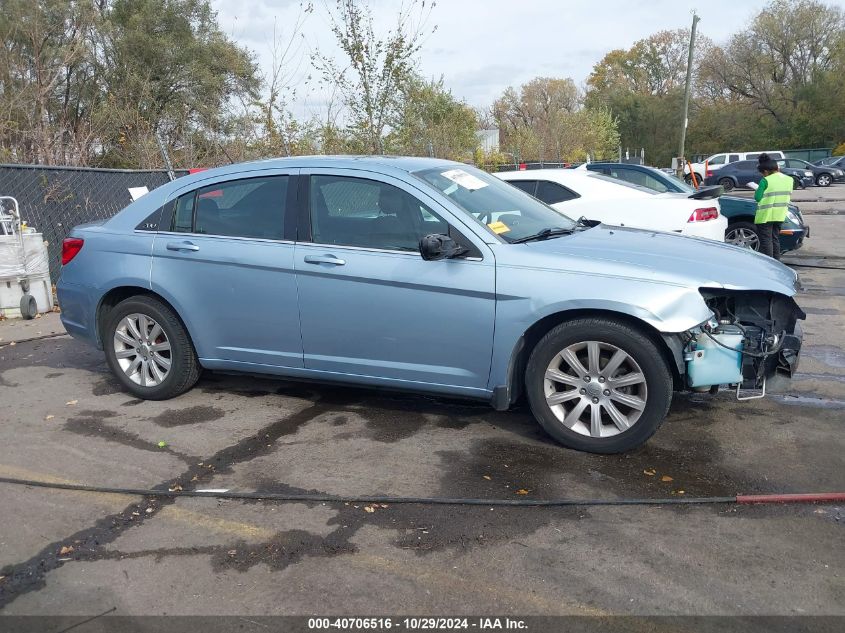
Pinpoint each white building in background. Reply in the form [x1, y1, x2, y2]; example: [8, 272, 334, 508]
[476, 129, 499, 153]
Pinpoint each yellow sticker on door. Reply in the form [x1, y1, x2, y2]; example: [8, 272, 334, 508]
[487, 221, 510, 234]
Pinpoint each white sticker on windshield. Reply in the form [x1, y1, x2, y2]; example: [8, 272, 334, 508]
[441, 169, 488, 191]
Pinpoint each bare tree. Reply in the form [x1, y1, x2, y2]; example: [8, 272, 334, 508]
[312, 0, 435, 153]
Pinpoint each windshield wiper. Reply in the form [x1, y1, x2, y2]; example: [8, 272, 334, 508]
[511, 227, 575, 243]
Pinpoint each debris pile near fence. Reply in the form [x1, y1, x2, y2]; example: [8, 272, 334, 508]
[0, 164, 187, 280]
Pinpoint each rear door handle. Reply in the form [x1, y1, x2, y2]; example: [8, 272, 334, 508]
[304, 254, 345, 266]
[166, 241, 200, 252]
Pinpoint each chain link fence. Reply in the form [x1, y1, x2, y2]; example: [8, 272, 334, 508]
[0, 164, 188, 280]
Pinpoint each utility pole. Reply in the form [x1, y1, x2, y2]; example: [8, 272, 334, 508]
[155, 130, 176, 182]
[677, 11, 699, 178]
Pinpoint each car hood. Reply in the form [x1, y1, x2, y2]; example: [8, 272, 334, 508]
[497, 225, 800, 297]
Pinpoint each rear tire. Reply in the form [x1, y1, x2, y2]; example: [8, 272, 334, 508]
[524, 318, 673, 453]
[718, 177, 734, 191]
[103, 295, 199, 400]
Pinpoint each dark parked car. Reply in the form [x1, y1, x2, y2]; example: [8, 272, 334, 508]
[702, 160, 814, 192]
[779, 158, 844, 187]
[586, 163, 807, 253]
[813, 155, 845, 171]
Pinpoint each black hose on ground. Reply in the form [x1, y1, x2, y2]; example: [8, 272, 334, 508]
[0, 476, 736, 506]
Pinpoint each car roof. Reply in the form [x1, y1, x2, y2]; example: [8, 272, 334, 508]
[186, 154, 456, 180]
[588, 162, 667, 176]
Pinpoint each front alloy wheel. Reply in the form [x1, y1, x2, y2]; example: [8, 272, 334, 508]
[816, 173, 831, 187]
[725, 223, 761, 251]
[525, 318, 673, 453]
[543, 341, 647, 438]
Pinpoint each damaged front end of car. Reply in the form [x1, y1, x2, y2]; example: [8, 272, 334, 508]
[678, 289, 805, 399]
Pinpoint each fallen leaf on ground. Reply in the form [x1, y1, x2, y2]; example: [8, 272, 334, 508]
[65, 400, 77, 406]
[9, 341, 15, 346]
[643, 469, 656, 476]
[45, 415, 54, 420]
[379, 504, 388, 508]
[168, 484, 182, 492]
[59, 545, 74, 555]
[364, 506, 375, 513]
[145, 508, 153, 514]
[483, 475, 492, 480]
[516, 489, 530, 495]
[661, 475, 674, 482]
[157, 441, 167, 448]
[228, 550, 237, 556]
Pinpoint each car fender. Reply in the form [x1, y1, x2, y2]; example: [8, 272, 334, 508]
[487, 270, 712, 395]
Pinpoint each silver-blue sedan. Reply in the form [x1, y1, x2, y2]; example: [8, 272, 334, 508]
[57, 156, 805, 453]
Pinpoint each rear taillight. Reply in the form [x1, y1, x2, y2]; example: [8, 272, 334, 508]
[688, 207, 719, 222]
[705, 170, 713, 178]
[62, 237, 84, 265]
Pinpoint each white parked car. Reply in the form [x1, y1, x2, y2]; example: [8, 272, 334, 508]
[496, 169, 727, 242]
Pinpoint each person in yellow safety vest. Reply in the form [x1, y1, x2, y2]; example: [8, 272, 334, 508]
[754, 153, 793, 260]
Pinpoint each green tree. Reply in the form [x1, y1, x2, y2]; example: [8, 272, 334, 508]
[585, 29, 708, 166]
[698, 0, 845, 148]
[388, 76, 478, 160]
[99, 0, 260, 167]
[493, 77, 618, 162]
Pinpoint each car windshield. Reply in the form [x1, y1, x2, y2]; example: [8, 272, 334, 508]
[413, 166, 576, 243]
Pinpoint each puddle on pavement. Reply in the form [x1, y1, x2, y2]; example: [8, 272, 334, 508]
[64, 410, 195, 461]
[770, 394, 845, 409]
[801, 345, 845, 369]
[151, 405, 225, 427]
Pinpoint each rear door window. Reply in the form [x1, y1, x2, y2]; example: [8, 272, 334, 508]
[536, 180, 579, 204]
[728, 154, 740, 163]
[170, 176, 288, 240]
[606, 168, 668, 193]
[172, 194, 195, 233]
[508, 180, 538, 196]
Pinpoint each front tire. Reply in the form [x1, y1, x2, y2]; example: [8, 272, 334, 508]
[816, 173, 832, 187]
[104, 295, 200, 400]
[525, 318, 673, 453]
[725, 221, 761, 251]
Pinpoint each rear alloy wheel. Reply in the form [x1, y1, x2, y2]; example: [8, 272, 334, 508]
[718, 177, 734, 191]
[816, 173, 832, 187]
[525, 318, 672, 453]
[725, 221, 761, 251]
[104, 296, 200, 400]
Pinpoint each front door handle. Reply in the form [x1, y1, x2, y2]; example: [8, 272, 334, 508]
[166, 241, 200, 252]
[304, 254, 345, 266]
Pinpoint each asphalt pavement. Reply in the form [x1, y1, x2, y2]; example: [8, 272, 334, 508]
[0, 203, 843, 622]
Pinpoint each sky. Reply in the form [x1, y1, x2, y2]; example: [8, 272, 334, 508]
[209, 0, 843, 119]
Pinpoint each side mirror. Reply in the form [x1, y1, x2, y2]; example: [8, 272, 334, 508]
[419, 233, 469, 261]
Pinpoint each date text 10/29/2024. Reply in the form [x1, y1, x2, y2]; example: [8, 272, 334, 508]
[308, 618, 528, 630]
